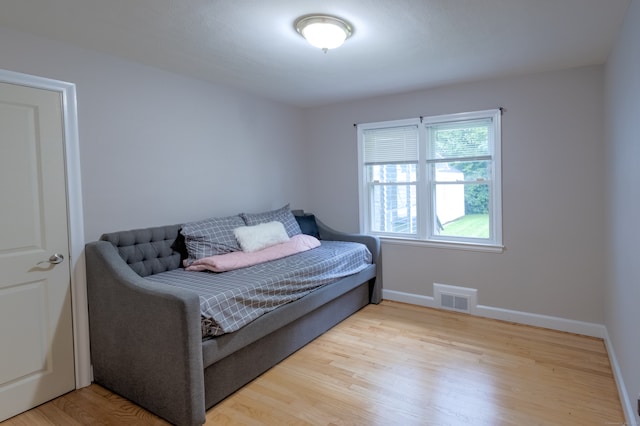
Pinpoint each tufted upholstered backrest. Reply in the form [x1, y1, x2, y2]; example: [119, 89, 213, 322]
[100, 224, 187, 277]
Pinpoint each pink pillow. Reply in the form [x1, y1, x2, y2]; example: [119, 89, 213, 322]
[184, 234, 320, 272]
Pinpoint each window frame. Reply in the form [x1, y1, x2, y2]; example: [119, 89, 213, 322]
[357, 109, 503, 251]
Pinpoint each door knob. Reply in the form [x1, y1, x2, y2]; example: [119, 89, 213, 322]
[37, 253, 65, 265]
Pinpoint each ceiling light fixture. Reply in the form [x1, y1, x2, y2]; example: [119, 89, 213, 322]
[295, 14, 353, 53]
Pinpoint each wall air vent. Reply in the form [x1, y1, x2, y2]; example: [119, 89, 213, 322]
[440, 293, 469, 312]
[433, 283, 477, 314]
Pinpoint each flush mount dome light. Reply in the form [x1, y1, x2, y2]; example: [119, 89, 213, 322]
[295, 14, 353, 53]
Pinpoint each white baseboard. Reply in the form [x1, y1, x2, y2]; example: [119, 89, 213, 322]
[472, 304, 606, 338]
[382, 289, 605, 337]
[382, 289, 436, 308]
[382, 288, 636, 425]
[604, 329, 638, 426]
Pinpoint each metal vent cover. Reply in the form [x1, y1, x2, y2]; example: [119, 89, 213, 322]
[434, 283, 477, 314]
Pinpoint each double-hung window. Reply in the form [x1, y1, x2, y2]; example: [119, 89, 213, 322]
[357, 109, 502, 249]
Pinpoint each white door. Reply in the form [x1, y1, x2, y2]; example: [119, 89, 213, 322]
[0, 82, 75, 421]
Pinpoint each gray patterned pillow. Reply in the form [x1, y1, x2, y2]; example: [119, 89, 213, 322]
[181, 215, 245, 259]
[240, 204, 302, 238]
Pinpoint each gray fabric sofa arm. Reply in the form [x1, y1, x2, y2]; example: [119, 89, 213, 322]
[85, 241, 206, 426]
[315, 218, 382, 303]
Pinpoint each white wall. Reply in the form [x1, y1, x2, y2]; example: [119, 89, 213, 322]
[605, 0, 640, 423]
[0, 25, 307, 242]
[303, 66, 605, 324]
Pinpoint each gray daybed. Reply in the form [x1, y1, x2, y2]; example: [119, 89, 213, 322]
[85, 214, 380, 426]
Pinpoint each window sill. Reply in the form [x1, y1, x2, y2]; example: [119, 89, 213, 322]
[379, 236, 504, 253]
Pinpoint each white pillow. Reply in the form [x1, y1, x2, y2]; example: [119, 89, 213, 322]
[234, 221, 290, 252]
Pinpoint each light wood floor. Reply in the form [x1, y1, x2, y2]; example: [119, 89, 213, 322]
[3, 301, 624, 425]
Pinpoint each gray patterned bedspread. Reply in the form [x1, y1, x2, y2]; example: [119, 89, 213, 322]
[146, 240, 372, 337]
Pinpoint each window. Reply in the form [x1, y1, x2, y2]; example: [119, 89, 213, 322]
[357, 109, 502, 248]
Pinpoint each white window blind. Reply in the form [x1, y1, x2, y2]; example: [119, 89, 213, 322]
[428, 119, 492, 160]
[362, 125, 418, 165]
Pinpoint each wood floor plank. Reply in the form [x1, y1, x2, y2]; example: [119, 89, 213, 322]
[2, 301, 625, 425]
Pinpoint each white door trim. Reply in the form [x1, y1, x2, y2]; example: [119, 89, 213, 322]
[0, 69, 90, 389]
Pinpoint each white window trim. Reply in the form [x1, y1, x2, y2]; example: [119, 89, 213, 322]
[381, 236, 504, 253]
[357, 109, 503, 250]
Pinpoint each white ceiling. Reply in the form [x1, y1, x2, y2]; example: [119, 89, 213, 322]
[0, 0, 630, 107]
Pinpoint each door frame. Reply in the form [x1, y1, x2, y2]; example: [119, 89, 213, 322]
[0, 69, 90, 389]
